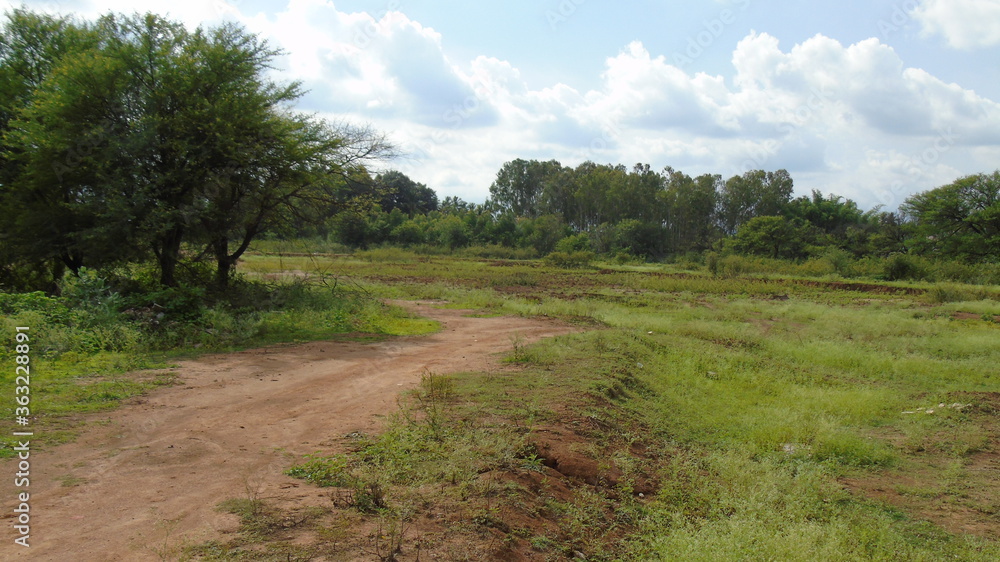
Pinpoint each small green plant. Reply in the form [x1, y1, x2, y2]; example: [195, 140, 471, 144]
[363, 511, 409, 561]
[520, 453, 545, 472]
[530, 535, 556, 551]
[285, 454, 352, 487]
[419, 372, 455, 403]
[506, 332, 540, 364]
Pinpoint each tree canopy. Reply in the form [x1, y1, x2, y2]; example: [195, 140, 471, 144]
[902, 171, 1000, 261]
[0, 10, 392, 289]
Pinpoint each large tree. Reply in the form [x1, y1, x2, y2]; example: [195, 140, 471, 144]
[488, 158, 562, 218]
[902, 171, 1000, 261]
[0, 9, 99, 287]
[375, 170, 438, 216]
[2, 11, 392, 288]
[660, 168, 719, 254]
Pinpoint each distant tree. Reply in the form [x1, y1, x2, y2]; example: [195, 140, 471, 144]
[440, 195, 476, 213]
[488, 159, 562, 217]
[661, 168, 720, 254]
[902, 171, 1000, 261]
[572, 162, 630, 229]
[726, 215, 809, 260]
[538, 164, 577, 225]
[389, 219, 425, 246]
[375, 170, 438, 215]
[330, 210, 372, 249]
[518, 214, 568, 255]
[783, 190, 870, 239]
[432, 214, 470, 250]
[613, 218, 667, 259]
[718, 169, 794, 235]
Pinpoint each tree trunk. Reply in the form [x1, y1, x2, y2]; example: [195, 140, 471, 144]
[156, 226, 184, 287]
[213, 236, 232, 289]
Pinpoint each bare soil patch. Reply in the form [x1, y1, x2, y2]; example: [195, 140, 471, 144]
[840, 391, 1000, 541]
[0, 302, 576, 561]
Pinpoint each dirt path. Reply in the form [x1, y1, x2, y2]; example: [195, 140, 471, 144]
[0, 302, 577, 561]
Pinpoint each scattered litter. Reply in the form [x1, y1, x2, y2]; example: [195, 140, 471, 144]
[782, 443, 812, 455]
[901, 403, 969, 415]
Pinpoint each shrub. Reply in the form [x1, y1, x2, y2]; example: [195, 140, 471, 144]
[706, 252, 720, 276]
[554, 233, 592, 253]
[544, 251, 595, 268]
[883, 254, 923, 281]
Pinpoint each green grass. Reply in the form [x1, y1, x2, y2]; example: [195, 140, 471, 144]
[249, 251, 1000, 558]
[6, 249, 1000, 558]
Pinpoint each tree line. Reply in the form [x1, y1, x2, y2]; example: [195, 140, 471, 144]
[327, 158, 999, 266]
[1, 8, 995, 294]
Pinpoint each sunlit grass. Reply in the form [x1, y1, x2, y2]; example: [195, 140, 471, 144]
[258, 252, 1000, 558]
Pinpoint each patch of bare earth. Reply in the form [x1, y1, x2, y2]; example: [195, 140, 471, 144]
[840, 392, 1000, 540]
[0, 302, 579, 561]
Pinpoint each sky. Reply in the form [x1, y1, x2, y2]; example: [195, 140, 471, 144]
[6, 0, 1000, 210]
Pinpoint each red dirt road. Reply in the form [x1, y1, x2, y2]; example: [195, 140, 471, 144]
[0, 302, 577, 561]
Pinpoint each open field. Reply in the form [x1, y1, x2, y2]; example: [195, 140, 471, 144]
[238, 251, 1000, 560]
[3, 251, 1000, 560]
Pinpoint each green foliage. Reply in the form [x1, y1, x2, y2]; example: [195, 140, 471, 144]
[518, 214, 568, 255]
[718, 169, 794, 235]
[882, 253, 924, 281]
[544, 251, 595, 268]
[432, 214, 470, 250]
[375, 170, 438, 215]
[903, 171, 1000, 262]
[488, 158, 563, 217]
[726, 215, 810, 260]
[0, 9, 392, 290]
[554, 232, 591, 253]
[285, 454, 353, 487]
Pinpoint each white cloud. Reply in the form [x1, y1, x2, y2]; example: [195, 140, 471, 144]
[372, 30, 1000, 207]
[3, 0, 997, 209]
[241, 1, 498, 127]
[913, 0, 1000, 49]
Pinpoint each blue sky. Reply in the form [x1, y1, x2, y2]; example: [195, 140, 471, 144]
[7, 0, 1000, 209]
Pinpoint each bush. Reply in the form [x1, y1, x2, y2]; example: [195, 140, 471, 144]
[544, 251, 595, 268]
[0, 291, 69, 321]
[388, 220, 425, 246]
[122, 284, 206, 322]
[554, 233, 592, 253]
[706, 252, 720, 276]
[883, 254, 924, 281]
